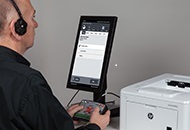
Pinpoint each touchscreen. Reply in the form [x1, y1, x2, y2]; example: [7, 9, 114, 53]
[70, 21, 110, 86]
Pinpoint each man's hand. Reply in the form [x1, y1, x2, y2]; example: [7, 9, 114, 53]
[90, 107, 110, 130]
[67, 104, 83, 124]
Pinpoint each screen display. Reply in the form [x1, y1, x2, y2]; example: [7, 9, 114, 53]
[70, 21, 110, 87]
[67, 16, 117, 94]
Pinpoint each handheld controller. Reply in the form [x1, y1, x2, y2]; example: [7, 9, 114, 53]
[73, 100, 108, 121]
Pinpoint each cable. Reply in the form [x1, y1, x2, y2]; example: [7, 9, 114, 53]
[67, 90, 120, 106]
[67, 90, 80, 107]
[106, 92, 120, 98]
[97, 91, 120, 102]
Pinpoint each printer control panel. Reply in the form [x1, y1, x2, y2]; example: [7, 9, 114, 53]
[167, 80, 190, 88]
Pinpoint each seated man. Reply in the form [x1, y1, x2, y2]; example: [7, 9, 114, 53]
[0, 0, 110, 129]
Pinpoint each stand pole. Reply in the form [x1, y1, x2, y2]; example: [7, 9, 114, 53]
[93, 76, 107, 104]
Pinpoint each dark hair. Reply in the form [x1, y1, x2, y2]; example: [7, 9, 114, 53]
[0, 0, 11, 34]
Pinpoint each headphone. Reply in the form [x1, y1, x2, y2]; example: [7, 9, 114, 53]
[9, 0, 28, 35]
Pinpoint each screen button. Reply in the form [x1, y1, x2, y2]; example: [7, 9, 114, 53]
[73, 77, 80, 82]
[90, 79, 98, 84]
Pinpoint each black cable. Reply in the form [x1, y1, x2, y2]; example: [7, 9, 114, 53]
[67, 90, 120, 106]
[67, 90, 80, 107]
[106, 92, 120, 98]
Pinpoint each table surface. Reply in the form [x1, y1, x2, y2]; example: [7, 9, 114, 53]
[106, 117, 119, 130]
[75, 117, 119, 130]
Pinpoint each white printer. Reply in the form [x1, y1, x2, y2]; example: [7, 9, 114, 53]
[120, 73, 190, 130]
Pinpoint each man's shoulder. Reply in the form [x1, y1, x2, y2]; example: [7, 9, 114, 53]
[0, 60, 44, 81]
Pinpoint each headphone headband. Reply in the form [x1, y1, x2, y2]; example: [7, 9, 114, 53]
[9, 0, 23, 18]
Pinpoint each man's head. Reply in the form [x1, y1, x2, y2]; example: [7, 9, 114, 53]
[0, 0, 38, 54]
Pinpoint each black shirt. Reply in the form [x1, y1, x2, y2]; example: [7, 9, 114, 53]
[0, 46, 100, 130]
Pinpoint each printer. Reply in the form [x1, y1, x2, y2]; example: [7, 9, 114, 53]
[120, 73, 190, 130]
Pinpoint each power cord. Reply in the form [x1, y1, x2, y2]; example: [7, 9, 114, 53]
[67, 90, 120, 107]
[67, 90, 80, 107]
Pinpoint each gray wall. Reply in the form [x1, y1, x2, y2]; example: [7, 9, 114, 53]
[25, 0, 190, 106]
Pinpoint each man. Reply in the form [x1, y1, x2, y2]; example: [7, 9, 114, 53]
[0, 0, 110, 129]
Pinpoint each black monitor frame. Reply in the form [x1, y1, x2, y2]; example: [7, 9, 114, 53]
[66, 16, 117, 103]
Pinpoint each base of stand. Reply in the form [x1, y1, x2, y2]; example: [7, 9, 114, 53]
[106, 103, 120, 117]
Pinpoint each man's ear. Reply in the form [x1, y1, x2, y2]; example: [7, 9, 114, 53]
[10, 19, 22, 41]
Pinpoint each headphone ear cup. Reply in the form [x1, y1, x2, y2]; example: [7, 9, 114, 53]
[14, 18, 28, 35]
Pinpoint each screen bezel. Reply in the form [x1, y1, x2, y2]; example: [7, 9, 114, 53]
[66, 16, 117, 93]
